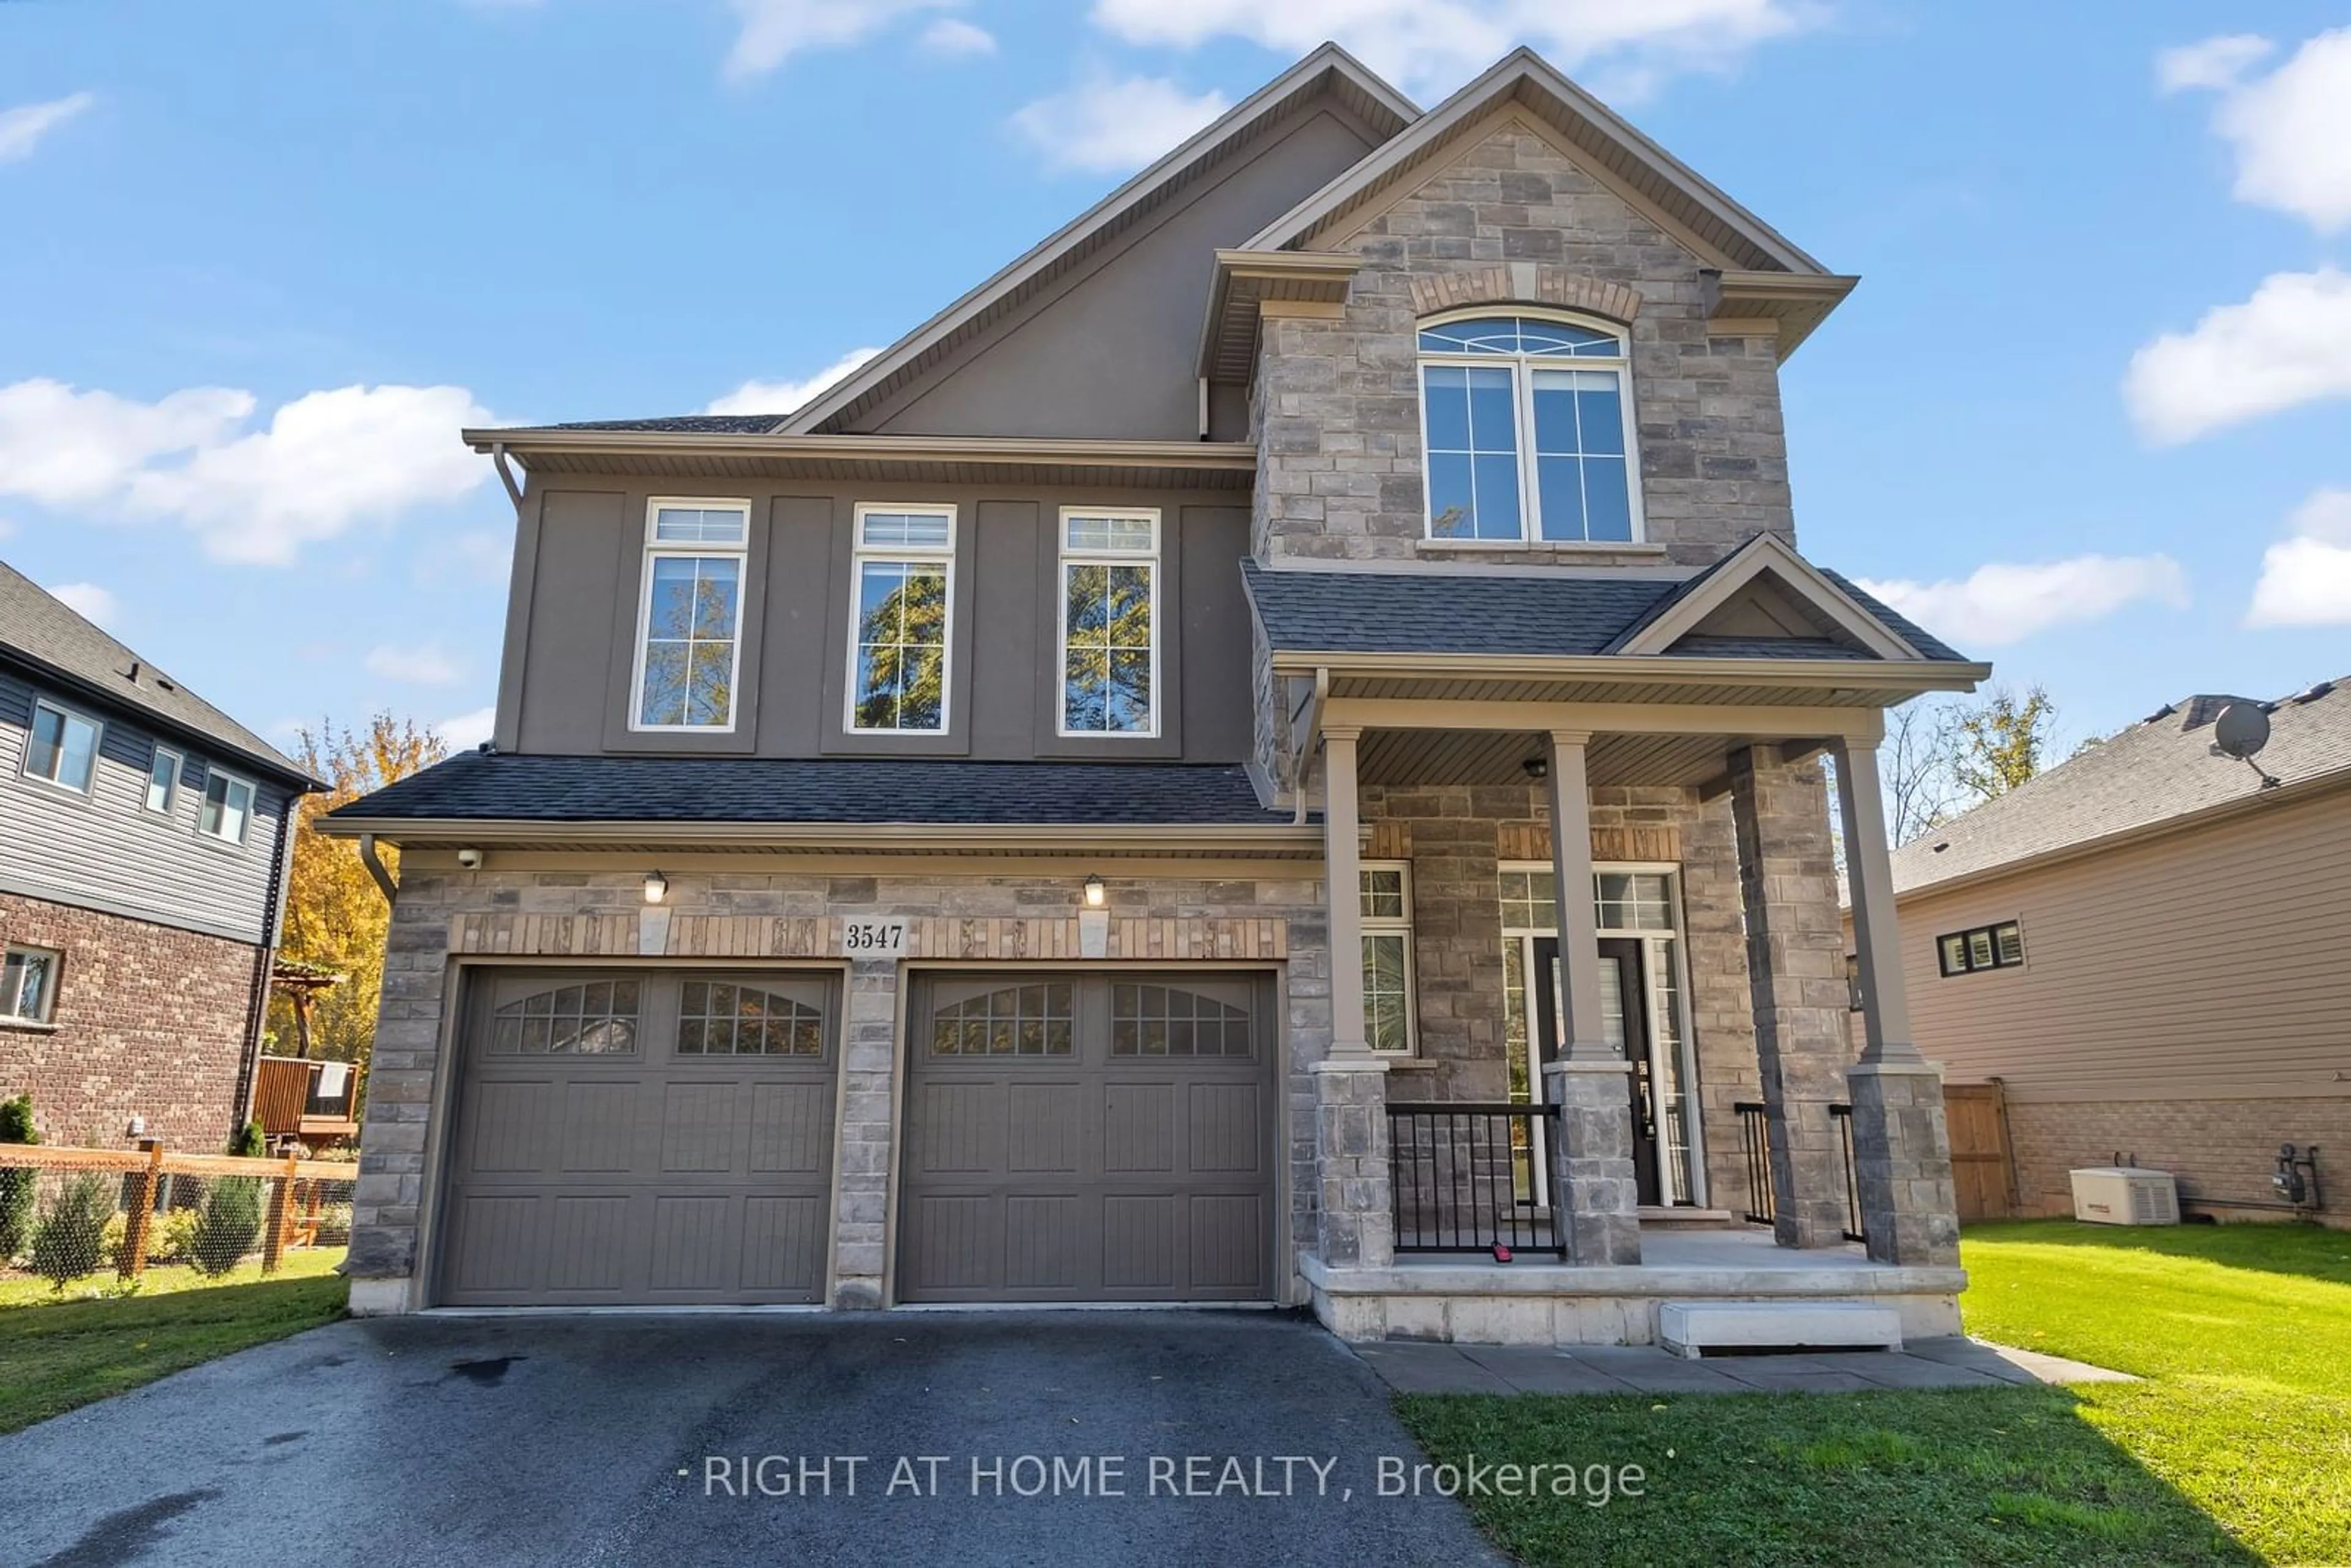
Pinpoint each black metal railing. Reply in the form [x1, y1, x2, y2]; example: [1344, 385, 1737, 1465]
[1734, 1100, 1867, 1244]
[1387, 1103, 1565, 1258]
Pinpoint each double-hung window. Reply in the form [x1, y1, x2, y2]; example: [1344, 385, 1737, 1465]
[632, 499, 750, 731]
[24, 699, 100, 793]
[1360, 863, 1415, 1054]
[1, 945, 59, 1025]
[847, 506, 953, 733]
[199, 768, 255, 844]
[1418, 313, 1640, 544]
[146, 745, 182, 814]
[1058, 508, 1158, 737]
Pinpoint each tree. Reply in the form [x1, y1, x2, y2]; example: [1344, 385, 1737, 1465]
[1953, 685, 2056, 803]
[1880, 697, 1964, 846]
[852, 565, 947, 729]
[268, 715, 447, 1077]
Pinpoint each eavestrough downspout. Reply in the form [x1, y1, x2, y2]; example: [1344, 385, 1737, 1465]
[1291, 667, 1329, 825]
[358, 833, 399, 906]
[490, 442, 525, 512]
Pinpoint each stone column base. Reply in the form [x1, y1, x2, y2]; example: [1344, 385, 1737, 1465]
[1543, 1060, 1643, 1266]
[1847, 1060, 1962, 1267]
[347, 1277, 416, 1317]
[1313, 1056, 1395, 1269]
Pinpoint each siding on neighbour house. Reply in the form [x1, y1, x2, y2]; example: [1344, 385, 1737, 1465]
[0, 666, 290, 944]
[1880, 782, 2351, 1104]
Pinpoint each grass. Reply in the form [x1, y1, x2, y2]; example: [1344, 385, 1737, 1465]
[0, 1248, 348, 1434]
[1393, 1220, 2351, 1567]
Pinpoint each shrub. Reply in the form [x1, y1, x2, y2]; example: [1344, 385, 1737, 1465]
[29, 1174, 113, 1289]
[228, 1120, 266, 1159]
[189, 1178, 264, 1275]
[154, 1207, 203, 1264]
[0, 1093, 37, 1264]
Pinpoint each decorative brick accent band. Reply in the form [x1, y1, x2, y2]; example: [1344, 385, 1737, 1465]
[910, 918, 1287, 962]
[450, 913, 639, 956]
[1496, 823, 1682, 864]
[1408, 263, 1644, 324]
[446, 912, 1285, 962]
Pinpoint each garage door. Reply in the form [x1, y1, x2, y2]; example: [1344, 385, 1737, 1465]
[436, 969, 840, 1307]
[898, 972, 1276, 1302]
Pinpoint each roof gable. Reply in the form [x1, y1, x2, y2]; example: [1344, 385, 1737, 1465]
[783, 44, 1416, 438]
[1607, 534, 1925, 662]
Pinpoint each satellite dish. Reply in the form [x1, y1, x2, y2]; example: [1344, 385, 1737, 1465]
[2212, 702, 2270, 760]
[2211, 702, 2282, 789]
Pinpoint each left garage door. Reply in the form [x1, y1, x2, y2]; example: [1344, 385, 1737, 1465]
[435, 969, 840, 1307]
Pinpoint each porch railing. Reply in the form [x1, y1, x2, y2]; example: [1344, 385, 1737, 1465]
[1733, 1100, 1867, 1244]
[1387, 1103, 1565, 1259]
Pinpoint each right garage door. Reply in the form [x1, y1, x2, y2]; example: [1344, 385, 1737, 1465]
[898, 972, 1277, 1303]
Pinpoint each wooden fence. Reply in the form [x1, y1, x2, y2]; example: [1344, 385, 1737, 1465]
[0, 1141, 353, 1280]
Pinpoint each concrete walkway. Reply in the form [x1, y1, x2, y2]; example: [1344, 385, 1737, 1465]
[1355, 1335, 2136, 1396]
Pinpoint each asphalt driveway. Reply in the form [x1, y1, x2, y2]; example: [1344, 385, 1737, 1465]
[0, 1309, 1504, 1568]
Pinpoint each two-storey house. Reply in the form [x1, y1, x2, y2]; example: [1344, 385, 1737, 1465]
[327, 45, 1987, 1346]
[1, 561, 313, 1149]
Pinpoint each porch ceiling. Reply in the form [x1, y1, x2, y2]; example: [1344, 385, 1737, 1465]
[1361, 727, 1793, 788]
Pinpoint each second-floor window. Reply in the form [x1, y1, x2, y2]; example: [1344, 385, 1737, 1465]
[24, 699, 101, 793]
[146, 745, 182, 814]
[199, 768, 255, 844]
[632, 499, 750, 731]
[1417, 312, 1640, 545]
[848, 505, 953, 733]
[1059, 508, 1158, 737]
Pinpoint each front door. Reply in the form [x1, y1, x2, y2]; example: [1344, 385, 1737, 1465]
[1533, 937, 1663, 1207]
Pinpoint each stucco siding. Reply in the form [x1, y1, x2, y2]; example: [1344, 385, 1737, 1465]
[1892, 784, 2351, 1103]
[0, 667, 290, 944]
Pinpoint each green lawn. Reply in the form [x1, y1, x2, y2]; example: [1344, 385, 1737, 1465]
[1393, 1221, 2351, 1567]
[0, 1249, 348, 1434]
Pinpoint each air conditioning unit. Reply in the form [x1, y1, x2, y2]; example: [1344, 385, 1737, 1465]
[2069, 1167, 2180, 1226]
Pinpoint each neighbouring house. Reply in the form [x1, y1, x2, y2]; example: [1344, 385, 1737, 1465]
[323, 44, 1991, 1343]
[1861, 680, 2351, 1228]
[0, 560, 318, 1150]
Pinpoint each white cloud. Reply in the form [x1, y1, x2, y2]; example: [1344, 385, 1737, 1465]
[0, 379, 254, 507]
[366, 642, 465, 685]
[2123, 268, 2351, 443]
[724, 0, 956, 80]
[1854, 555, 2188, 648]
[0, 518, 17, 541]
[917, 17, 996, 56]
[2156, 34, 2272, 94]
[2247, 489, 2351, 628]
[1010, 75, 1234, 175]
[705, 348, 883, 416]
[1087, 0, 1814, 97]
[0, 92, 96, 163]
[47, 581, 118, 629]
[434, 705, 498, 751]
[2167, 27, 2351, 231]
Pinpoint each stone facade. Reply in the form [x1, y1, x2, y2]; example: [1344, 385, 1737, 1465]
[348, 865, 1333, 1309]
[1251, 118, 1796, 570]
[2004, 1096, 2350, 1228]
[0, 890, 263, 1149]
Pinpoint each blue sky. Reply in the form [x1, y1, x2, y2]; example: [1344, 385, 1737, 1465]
[2, 0, 2347, 759]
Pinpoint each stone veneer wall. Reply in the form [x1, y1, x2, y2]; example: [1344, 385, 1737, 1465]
[349, 866, 1333, 1309]
[1359, 782, 1763, 1210]
[1251, 119, 1797, 570]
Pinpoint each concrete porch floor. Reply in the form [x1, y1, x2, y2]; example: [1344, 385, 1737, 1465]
[1354, 1335, 2137, 1396]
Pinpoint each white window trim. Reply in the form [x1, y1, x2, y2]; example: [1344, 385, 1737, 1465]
[628, 497, 753, 734]
[1054, 506, 1163, 740]
[1361, 860, 1417, 1057]
[198, 765, 257, 846]
[0, 944, 62, 1025]
[844, 503, 957, 735]
[146, 744, 184, 815]
[22, 697, 103, 797]
[1415, 309, 1645, 546]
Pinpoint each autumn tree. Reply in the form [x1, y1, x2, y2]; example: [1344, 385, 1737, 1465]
[1953, 685, 2055, 803]
[268, 715, 446, 1074]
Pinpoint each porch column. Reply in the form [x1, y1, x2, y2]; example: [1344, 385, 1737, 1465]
[1541, 730, 1642, 1266]
[1312, 725, 1393, 1269]
[1727, 745, 1851, 1248]
[1831, 738, 1961, 1266]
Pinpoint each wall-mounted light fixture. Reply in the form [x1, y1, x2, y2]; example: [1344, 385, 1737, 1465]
[1521, 755, 1549, 781]
[643, 870, 669, 905]
[456, 847, 485, 870]
[1082, 874, 1107, 908]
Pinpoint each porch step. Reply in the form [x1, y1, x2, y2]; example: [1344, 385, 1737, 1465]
[1637, 1206, 1739, 1229]
[1658, 1300, 1903, 1359]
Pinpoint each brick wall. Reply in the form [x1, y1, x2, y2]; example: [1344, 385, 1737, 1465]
[1253, 119, 1796, 569]
[0, 890, 262, 1149]
[2006, 1096, 2350, 1228]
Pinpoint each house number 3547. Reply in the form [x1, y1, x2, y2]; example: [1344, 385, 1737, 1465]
[841, 919, 909, 957]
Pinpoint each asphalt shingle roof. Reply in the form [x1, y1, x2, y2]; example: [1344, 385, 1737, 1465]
[536, 415, 784, 434]
[1240, 561, 1970, 662]
[1890, 679, 2351, 895]
[331, 753, 1291, 826]
[0, 558, 311, 784]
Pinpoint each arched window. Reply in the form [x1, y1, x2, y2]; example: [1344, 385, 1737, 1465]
[1416, 313, 1639, 544]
